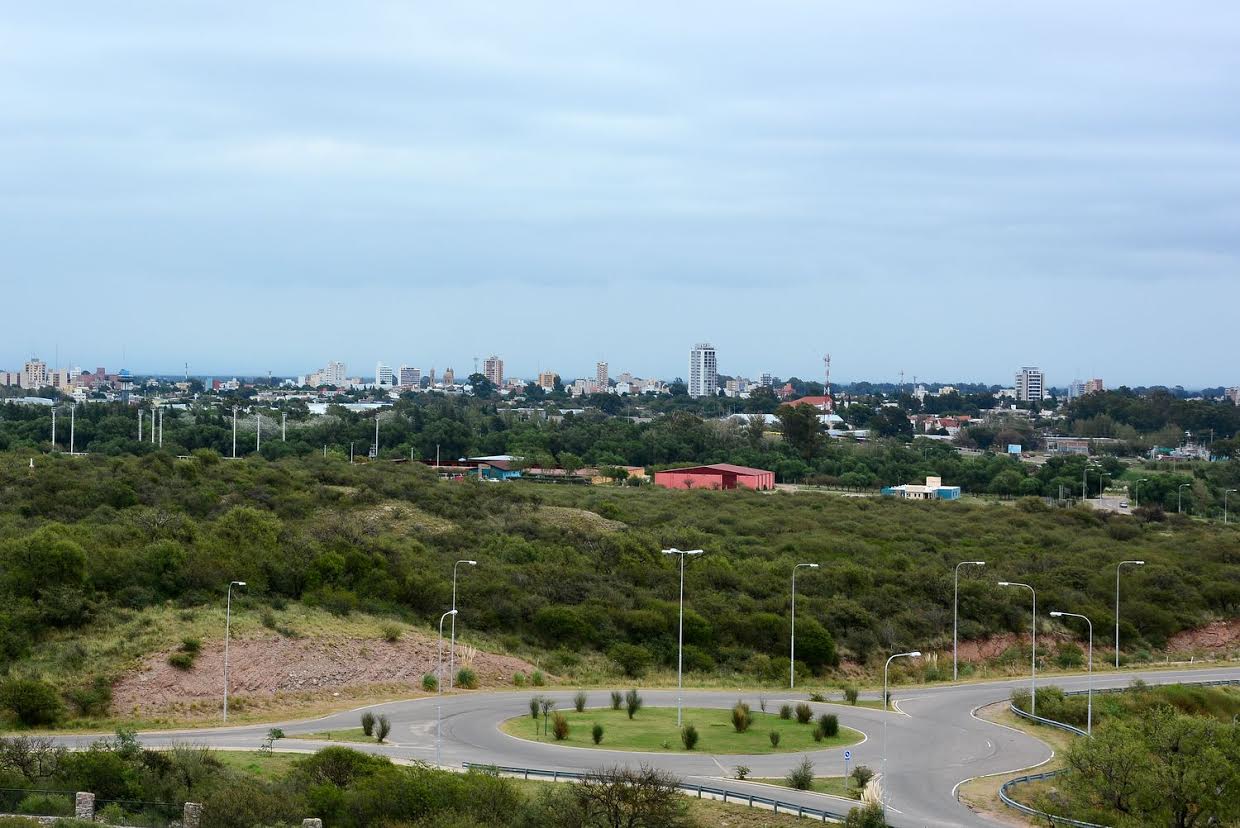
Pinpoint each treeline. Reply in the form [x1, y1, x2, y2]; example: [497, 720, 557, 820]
[1, 451, 1237, 725]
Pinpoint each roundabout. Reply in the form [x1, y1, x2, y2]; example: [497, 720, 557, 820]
[500, 705, 864, 754]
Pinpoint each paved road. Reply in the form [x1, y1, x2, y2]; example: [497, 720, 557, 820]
[51, 666, 1240, 827]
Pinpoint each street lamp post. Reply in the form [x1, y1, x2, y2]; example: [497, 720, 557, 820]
[1225, 489, 1236, 525]
[790, 563, 819, 688]
[1098, 472, 1107, 499]
[1134, 478, 1147, 508]
[437, 609, 457, 767]
[954, 561, 985, 681]
[223, 580, 246, 722]
[998, 581, 1037, 715]
[1178, 483, 1190, 514]
[882, 650, 921, 810]
[69, 404, 76, 455]
[1050, 611, 1093, 735]
[662, 548, 704, 726]
[448, 560, 477, 690]
[1115, 560, 1144, 668]
[231, 407, 238, 459]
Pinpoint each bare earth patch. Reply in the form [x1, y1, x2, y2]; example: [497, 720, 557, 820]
[535, 505, 625, 534]
[1167, 618, 1240, 653]
[113, 632, 542, 718]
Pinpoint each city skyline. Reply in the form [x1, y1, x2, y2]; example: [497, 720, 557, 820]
[3, 3, 1239, 385]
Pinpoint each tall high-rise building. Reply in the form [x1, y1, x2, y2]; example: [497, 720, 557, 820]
[483, 355, 503, 386]
[398, 365, 421, 387]
[759, 373, 775, 388]
[538, 370, 557, 391]
[1086, 378, 1104, 394]
[324, 361, 347, 386]
[1225, 387, 1239, 406]
[375, 362, 395, 387]
[1067, 379, 1087, 400]
[688, 343, 718, 398]
[22, 358, 48, 390]
[595, 361, 608, 391]
[1015, 367, 1045, 402]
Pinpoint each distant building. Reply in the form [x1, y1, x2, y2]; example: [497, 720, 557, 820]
[759, 373, 775, 388]
[688, 343, 717, 398]
[1086, 378, 1104, 394]
[483, 355, 503, 387]
[398, 365, 421, 387]
[375, 362, 395, 387]
[1046, 437, 1091, 456]
[654, 463, 775, 491]
[1226, 387, 1239, 405]
[443, 367, 456, 385]
[786, 395, 834, 412]
[22, 358, 48, 390]
[1066, 380, 1087, 400]
[1015, 367, 1045, 402]
[882, 476, 962, 501]
[595, 361, 608, 391]
[538, 370, 557, 391]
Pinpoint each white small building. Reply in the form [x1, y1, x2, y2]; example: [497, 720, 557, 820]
[883, 476, 962, 501]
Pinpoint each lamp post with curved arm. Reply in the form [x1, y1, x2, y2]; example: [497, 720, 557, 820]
[790, 563, 819, 688]
[1178, 483, 1190, 514]
[1050, 611, 1093, 735]
[1134, 478, 1147, 508]
[448, 560, 477, 689]
[1226, 489, 1236, 525]
[954, 561, 985, 681]
[663, 548, 704, 726]
[1115, 561, 1143, 668]
[998, 581, 1036, 715]
[437, 609, 457, 767]
[882, 651, 921, 811]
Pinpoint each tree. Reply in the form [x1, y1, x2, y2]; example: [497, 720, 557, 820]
[0, 678, 65, 727]
[554, 765, 690, 828]
[843, 803, 888, 827]
[777, 404, 824, 461]
[0, 736, 65, 781]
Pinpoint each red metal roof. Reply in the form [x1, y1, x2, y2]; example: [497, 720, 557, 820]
[785, 395, 833, 407]
[659, 463, 772, 476]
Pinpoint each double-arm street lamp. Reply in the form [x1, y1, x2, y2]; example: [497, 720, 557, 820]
[998, 581, 1037, 715]
[1049, 611, 1093, 735]
[1115, 561, 1143, 668]
[448, 560, 477, 689]
[882, 651, 921, 810]
[223, 580, 246, 722]
[663, 548, 704, 726]
[790, 563, 819, 688]
[954, 561, 985, 681]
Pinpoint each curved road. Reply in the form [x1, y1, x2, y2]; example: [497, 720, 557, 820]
[53, 666, 1240, 827]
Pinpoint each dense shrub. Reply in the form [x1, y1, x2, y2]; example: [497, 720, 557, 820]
[819, 713, 839, 737]
[552, 713, 569, 741]
[795, 703, 814, 724]
[779, 704, 793, 719]
[844, 686, 859, 705]
[768, 730, 780, 747]
[455, 668, 478, 690]
[624, 689, 643, 720]
[0, 679, 65, 727]
[609, 643, 652, 678]
[731, 701, 752, 733]
[610, 691, 623, 710]
[786, 756, 814, 790]
[573, 690, 587, 713]
[681, 724, 699, 750]
[360, 711, 376, 736]
[375, 714, 391, 743]
[592, 723, 604, 745]
[421, 673, 438, 692]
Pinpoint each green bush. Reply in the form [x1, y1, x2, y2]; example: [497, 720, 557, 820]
[795, 702, 813, 724]
[779, 704, 793, 720]
[731, 701, 752, 733]
[573, 690, 587, 713]
[532, 671, 546, 687]
[16, 793, 72, 816]
[819, 713, 839, 737]
[681, 723, 699, 750]
[552, 713, 569, 741]
[421, 673, 438, 692]
[808, 691, 827, 702]
[512, 672, 526, 687]
[361, 711, 376, 736]
[851, 765, 874, 788]
[180, 637, 202, 654]
[609, 643, 652, 678]
[455, 668, 478, 690]
[844, 802, 888, 827]
[768, 730, 780, 747]
[610, 690, 623, 710]
[167, 651, 195, 670]
[844, 686, 859, 705]
[734, 765, 750, 780]
[812, 726, 824, 742]
[0, 678, 65, 726]
[786, 756, 814, 790]
[529, 696, 542, 719]
[375, 714, 391, 742]
[625, 689, 643, 719]
[380, 623, 402, 643]
[592, 723, 604, 745]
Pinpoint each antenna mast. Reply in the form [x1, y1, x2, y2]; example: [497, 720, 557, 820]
[823, 353, 833, 412]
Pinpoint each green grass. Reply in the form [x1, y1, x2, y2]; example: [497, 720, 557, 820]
[214, 750, 305, 780]
[284, 728, 382, 744]
[501, 707, 862, 754]
[753, 776, 859, 799]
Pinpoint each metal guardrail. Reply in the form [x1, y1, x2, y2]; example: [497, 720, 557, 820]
[462, 763, 855, 822]
[998, 769, 1108, 828]
[1008, 678, 1240, 736]
[1008, 704, 1089, 737]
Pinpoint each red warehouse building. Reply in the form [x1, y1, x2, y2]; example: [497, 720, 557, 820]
[653, 463, 775, 491]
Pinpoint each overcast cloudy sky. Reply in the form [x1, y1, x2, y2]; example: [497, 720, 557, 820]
[2, 2, 1237, 387]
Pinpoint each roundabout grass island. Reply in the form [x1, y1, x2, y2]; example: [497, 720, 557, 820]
[501, 706, 864, 754]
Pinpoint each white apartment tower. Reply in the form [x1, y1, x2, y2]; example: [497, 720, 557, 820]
[324, 361, 347, 386]
[688, 343, 718, 398]
[483, 355, 503, 387]
[22, 358, 49, 390]
[595, 361, 608, 391]
[1015, 367, 1046, 402]
[375, 362, 395, 387]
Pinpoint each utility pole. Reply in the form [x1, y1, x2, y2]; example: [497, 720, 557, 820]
[70, 404, 76, 454]
[50, 405, 56, 451]
[231, 407, 238, 459]
[281, 412, 286, 442]
[256, 412, 261, 453]
[138, 408, 143, 442]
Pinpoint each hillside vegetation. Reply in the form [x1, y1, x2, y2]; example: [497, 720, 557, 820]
[0, 450, 1237, 726]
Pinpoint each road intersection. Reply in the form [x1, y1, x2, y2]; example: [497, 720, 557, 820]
[51, 665, 1240, 827]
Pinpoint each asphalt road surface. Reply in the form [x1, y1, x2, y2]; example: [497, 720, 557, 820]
[51, 665, 1240, 827]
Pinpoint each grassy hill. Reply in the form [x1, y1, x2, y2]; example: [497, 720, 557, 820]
[1, 450, 1237, 727]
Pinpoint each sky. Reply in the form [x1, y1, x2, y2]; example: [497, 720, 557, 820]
[2, 2, 1238, 387]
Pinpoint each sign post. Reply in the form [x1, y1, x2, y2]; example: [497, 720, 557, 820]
[843, 749, 851, 787]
